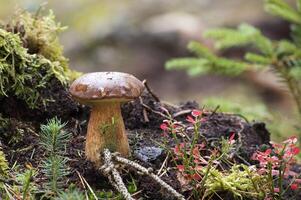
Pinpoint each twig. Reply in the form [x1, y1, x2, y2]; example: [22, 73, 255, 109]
[172, 109, 192, 118]
[157, 153, 169, 176]
[209, 105, 220, 118]
[131, 190, 143, 197]
[140, 102, 171, 120]
[113, 154, 185, 200]
[233, 114, 249, 123]
[76, 170, 97, 200]
[139, 97, 150, 122]
[142, 79, 160, 102]
[100, 149, 134, 200]
[3, 184, 14, 199]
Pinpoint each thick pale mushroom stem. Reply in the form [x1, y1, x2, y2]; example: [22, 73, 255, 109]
[85, 102, 130, 165]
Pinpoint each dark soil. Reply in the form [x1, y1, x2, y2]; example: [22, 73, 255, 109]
[0, 77, 298, 200]
[0, 78, 79, 122]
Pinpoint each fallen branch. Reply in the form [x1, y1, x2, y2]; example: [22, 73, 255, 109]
[112, 153, 185, 200]
[99, 149, 134, 200]
[99, 149, 185, 200]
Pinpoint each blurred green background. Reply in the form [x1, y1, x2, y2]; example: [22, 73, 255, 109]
[0, 0, 298, 139]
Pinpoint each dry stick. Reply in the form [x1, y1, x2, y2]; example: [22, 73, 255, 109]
[142, 79, 160, 102]
[76, 170, 97, 200]
[140, 102, 171, 120]
[172, 109, 192, 118]
[100, 149, 134, 200]
[208, 105, 220, 118]
[112, 154, 185, 200]
[139, 97, 150, 122]
[157, 154, 169, 176]
[131, 190, 143, 197]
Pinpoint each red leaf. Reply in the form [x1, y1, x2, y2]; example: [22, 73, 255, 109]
[177, 165, 185, 172]
[186, 115, 195, 124]
[192, 173, 202, 181]
[274, 187, 280, 193]
[191, 110, 202, 117]
[291, 183, 299, 190]
[291, 147, 300, 155]
[160, 123, 168, 131]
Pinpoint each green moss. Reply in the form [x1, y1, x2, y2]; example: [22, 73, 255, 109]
[0, 10, 80, 109]
[98, 116, 119, 135]
[203, 164, 266, 199]
[7, 10, 68, 73]
[0, 114, 9, 176]
[0, 28, 65, 108]
[0, 148, 8, 177]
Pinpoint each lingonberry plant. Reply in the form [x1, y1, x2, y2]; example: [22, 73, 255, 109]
[160, 110, 248, 198]
[160, 110, 205, 183]
[160, 110, 301, 199]
[252, 136, 301, 199]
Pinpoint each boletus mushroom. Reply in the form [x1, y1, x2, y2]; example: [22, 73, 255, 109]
[69, 72, 144, 165]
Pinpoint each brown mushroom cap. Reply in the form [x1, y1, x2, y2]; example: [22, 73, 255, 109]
[69, 72, 144, 104]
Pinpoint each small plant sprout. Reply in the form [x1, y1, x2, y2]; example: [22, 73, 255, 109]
[70, 72, 144, 165]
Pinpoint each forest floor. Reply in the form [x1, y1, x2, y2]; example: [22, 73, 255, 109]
[2, 78, 300, 200]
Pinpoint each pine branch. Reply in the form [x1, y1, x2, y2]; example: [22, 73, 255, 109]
[204, 24, 273, 56]
[265, 0, 301, 25]
[188, 41, 216, 59]
[165, 58, 210, 76]
[245, 53, 272, 65]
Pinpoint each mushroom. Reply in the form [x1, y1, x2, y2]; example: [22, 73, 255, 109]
[69, 72, 144, 165]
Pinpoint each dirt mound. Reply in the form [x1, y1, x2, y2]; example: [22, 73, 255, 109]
[0, 80, 273, 199]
